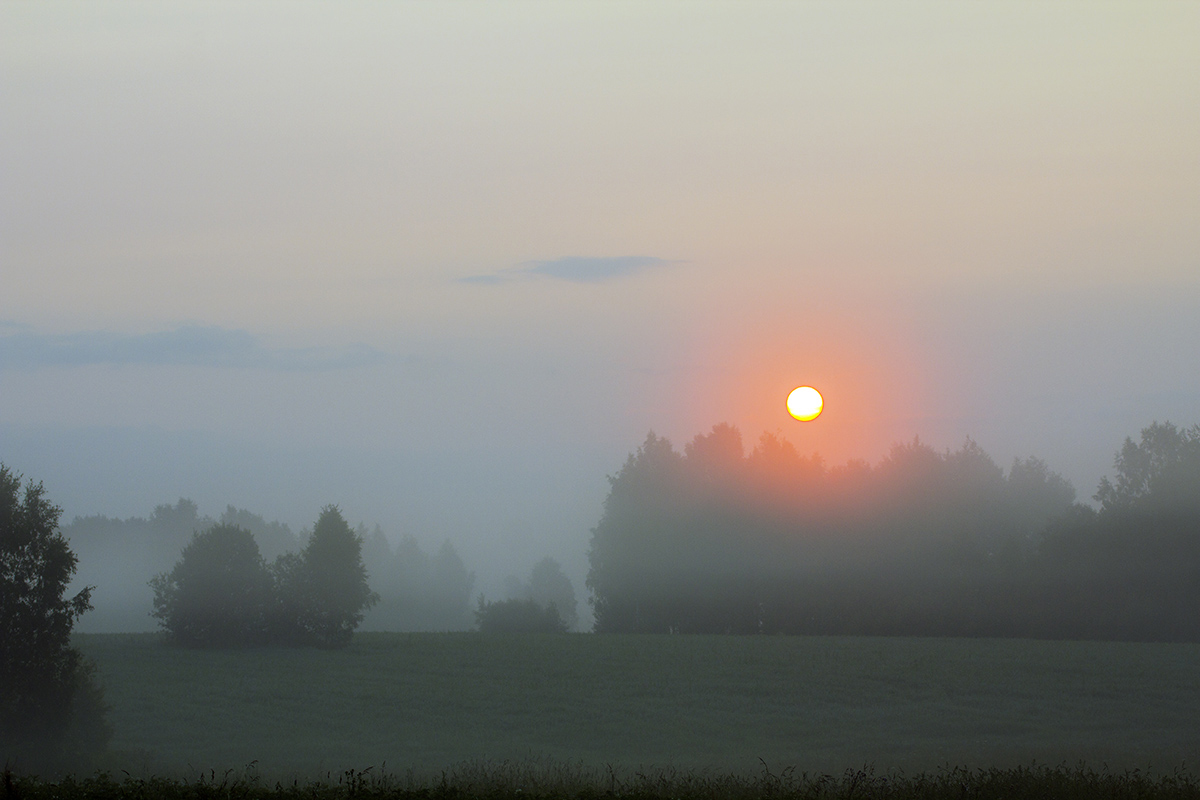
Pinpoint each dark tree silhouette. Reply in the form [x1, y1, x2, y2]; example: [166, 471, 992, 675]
[475, 597, 568, 633]
[1, 465, 109, 770]
[150, 523, 273, 647]
[274, 506, 378, 648]
[1027, 421, 1200, 641]
[587, 426, 1081, 636]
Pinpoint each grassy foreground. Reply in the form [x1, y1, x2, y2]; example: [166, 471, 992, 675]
[9, 763, 1200, 800]
[72, 633, 1200, 779]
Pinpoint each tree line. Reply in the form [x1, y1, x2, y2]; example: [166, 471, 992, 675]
[61, 502, 480, 633]
[359, 527, 475, 631]
[587, 421, 1200, 640]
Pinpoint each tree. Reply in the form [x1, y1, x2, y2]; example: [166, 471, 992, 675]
[150, 523, 273, 647]
[587, 432, 685, 633]
[275, 506, 378, 648]
[1, 465, 109, 770]
[1095, 421, 1200, 515]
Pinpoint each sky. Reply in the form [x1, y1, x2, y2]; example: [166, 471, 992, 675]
[2, 2, 1199, 594]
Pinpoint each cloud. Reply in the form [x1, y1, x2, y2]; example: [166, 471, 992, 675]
[461, 255, 673, 285]
[525, 256, 671, 282]
[0, 325, 391, 371]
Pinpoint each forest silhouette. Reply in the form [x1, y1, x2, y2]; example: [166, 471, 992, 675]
[587, 422, 1200, 640]
[33, 420, 1200, 642]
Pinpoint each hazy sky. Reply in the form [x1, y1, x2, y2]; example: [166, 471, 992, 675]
[3, 3, 1199, 588]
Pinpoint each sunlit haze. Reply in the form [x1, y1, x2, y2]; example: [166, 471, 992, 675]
[3, 2, 1199, 608]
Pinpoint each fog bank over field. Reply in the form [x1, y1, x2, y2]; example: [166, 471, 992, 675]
[39, 415, 1200, 640]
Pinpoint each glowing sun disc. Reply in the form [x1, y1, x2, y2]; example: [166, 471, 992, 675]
[787, 386, 823, 421]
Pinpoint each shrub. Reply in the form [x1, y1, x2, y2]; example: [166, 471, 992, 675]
[475, 597, 569, 633]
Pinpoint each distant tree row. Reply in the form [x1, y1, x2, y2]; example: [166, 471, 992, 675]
[62, 500, 485, 634]
[587, 422, 1200, 641]
[62, 501, 297, 632]
[151, 505, 377, 648]
[359, 528, 476, 631]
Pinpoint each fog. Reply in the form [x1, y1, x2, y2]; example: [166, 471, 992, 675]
[2, 3, 1199, 637]
[19, 413, 1198, 641]
[6, 4, 1200, 780]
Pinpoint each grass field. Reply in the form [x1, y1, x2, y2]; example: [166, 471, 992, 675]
[74, 633, 1200, 780]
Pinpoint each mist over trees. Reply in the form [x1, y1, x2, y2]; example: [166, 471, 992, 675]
[359, 530, 476, 631]
[59, 497, 478, 634]
[23, 418, 1200, 645]
[501, 557, 579, 631]
[475, 596, 570, 634]
[1034, 422, 1200, 640]
[62, 499, 213, 631]
[61, 501, 298, 632]
[152, 506, 377, 648]
[587, 422, 1200, 641]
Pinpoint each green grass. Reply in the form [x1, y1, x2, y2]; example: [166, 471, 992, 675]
[73, 633, 1200, 780]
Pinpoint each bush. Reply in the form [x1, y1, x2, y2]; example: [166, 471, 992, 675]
[475, 597, 569, 633]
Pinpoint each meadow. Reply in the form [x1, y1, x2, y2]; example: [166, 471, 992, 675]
[74, 633, 1200, 780]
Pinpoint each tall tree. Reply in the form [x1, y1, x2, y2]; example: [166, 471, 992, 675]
[276, 506, 378, 648]
[0, 465, 109, 769]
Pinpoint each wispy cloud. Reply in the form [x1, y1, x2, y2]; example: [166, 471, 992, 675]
[461, 255, 674, 285]
[0, 325, 391, 371]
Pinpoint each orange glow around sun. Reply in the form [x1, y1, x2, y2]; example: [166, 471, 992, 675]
[663, 298, 934, 470]
[787, 386, 823, 421]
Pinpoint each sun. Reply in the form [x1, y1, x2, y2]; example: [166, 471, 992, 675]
[787, 386, 823, 421]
